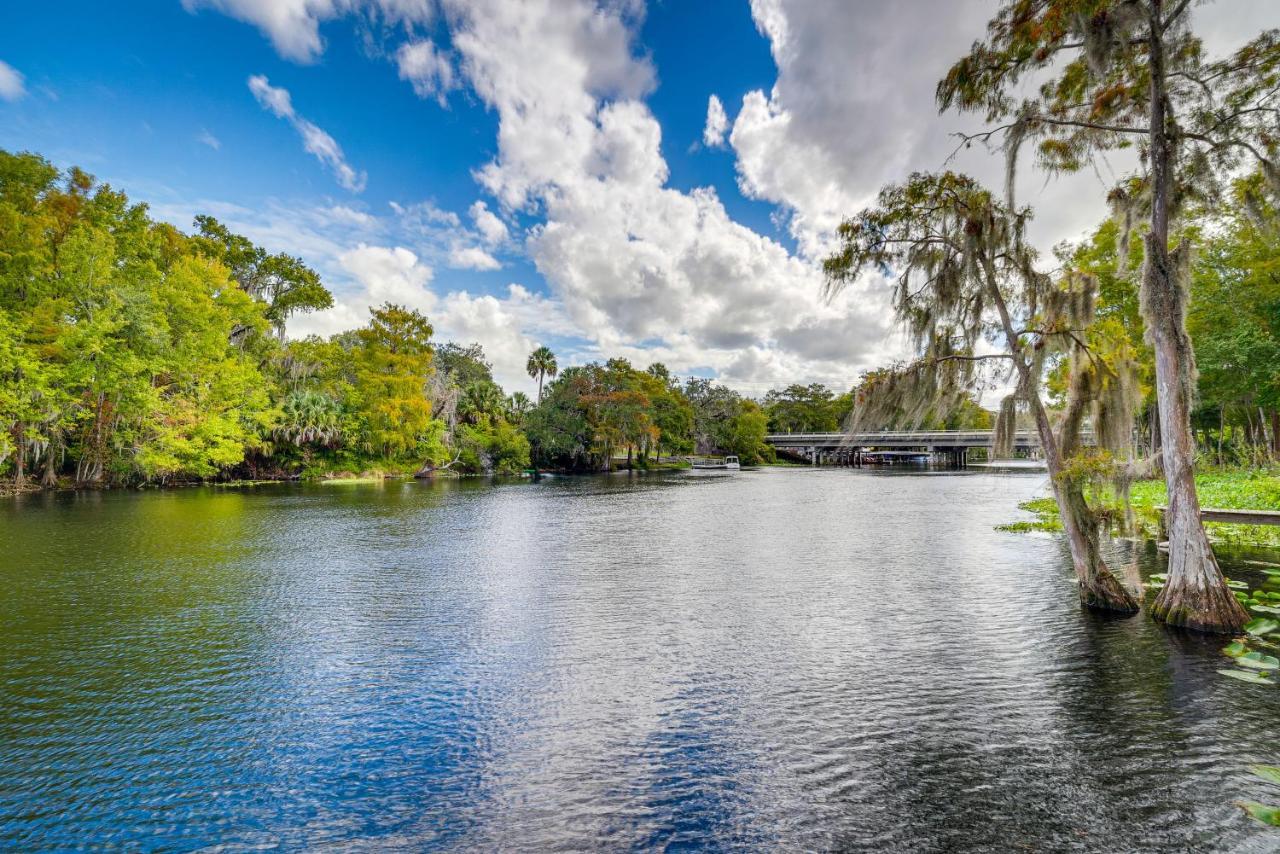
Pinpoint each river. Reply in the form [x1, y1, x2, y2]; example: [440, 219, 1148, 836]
[2, 468, 1279, 851]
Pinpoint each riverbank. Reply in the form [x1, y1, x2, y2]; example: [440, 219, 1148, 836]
[1000, 467, 1280, 547]
[0, 459, 705, 496]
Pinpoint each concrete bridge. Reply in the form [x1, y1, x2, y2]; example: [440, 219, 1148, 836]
[764, 430, 1052, 466]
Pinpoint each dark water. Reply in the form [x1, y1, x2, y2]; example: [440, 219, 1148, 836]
[3, 469, 1280, 852]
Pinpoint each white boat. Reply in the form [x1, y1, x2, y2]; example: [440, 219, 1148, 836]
[690, 455, 740, 470]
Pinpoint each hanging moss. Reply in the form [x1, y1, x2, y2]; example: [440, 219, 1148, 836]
[993, 395, 1018, 459]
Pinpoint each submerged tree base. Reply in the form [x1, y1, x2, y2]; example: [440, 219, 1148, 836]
[1150, 582, 1250, 634]
[1078, 575, 1141, 614]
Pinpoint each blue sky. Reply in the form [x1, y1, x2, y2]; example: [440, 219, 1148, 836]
[2, 1, 1274, 393]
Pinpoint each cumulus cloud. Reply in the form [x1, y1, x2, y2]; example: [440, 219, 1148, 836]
[183, 0, 435, 63]
[730, 0, 1280, 261]
[186, 0, 903, 386]
[248, 74, 367, 192]
[397, 39, 455, 104]
[0, 60, 26, 102]
[448, 245, 502, 270]
[307, 242, 566, 390]
[469, 200, 508, 245]
[443, 0, 895, 385]
[702, 94, 727, 147]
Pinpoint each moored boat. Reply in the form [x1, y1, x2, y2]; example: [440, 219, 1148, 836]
[690, 455, 740, 470]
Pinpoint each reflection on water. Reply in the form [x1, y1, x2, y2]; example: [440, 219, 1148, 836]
[2, 470, 1279, 851]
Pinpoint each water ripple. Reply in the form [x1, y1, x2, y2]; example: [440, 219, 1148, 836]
[2, 470, 1279, 851]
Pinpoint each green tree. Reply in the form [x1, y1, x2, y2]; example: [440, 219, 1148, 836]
[192, 215, 332, 342]
[937, 0, 1280, 631]
[458, 380, 506, 426]
[352, 303, 444, 461]
[435, 342, 494, 387]
[1189, 178, 1280, 461]
[723, 401, 773, 465]
[526, 345, 558, 402]
[683, 377, 745, 454]
[763, 383, 839, 433]
[825, 171, 1141, 614]
[506, 391, 533, 423]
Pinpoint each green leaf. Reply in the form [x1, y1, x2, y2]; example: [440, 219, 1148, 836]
[1245, 618, 1280, 637]
[1249, 765, 1280, 787]
[1218, 669, 1275, 685]
[1239, 801, 1280, 826]
[1227, 579, 1251, 590]
[1223, 641, 1249, 657]
[1236, 652, 1280, 670]
[1251, 605, 1280, 617]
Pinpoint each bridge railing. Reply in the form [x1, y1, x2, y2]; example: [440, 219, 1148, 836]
[764, 430, 1094, 446]
[765, 430, 1032, 443]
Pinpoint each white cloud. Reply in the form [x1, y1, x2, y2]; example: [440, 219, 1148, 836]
[702, 94, 727, 147]
[248, 74, 367, 192]
[443, 0, 892, 386]
[0, 60, 26, 102]
[195, 0, 1280, 391]
[729, 0, 1280, 262]
[197, 129, 221, 150]
[397, 39, 455, 104]
[185, 0, 335, 63]
[171, 0, 908, 386]
[301, 242, 565, 391]
[341, 244, 435, 309]
[182, 0, 436, 63]
[448, 245, 501, 270]
[469, 200, 508, 245]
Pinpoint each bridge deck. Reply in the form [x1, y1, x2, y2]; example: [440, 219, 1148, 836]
[764, 430, 1049, 449]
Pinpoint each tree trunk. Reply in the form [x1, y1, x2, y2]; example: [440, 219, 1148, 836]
[1218, 407, 1224, 465]
[1143, 2, 1247, 633]
[1149, 404, 1161, 456]
[1144, 280, 1246, 632]
[981, 253, 1137, 614]
[1272, 409, 1279, 458]
[1031, 400, 1139, 613]
[41, 434, 59, 488]
[13, 422, 25, 489]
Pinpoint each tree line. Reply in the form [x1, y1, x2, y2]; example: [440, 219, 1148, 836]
[1, 149, 906, 487]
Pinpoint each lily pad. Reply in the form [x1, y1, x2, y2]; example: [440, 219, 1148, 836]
[1249, 765, 1280, 787]
[1251, 605, 1280, 617]
[1245, 618, 1280, 637]
[1236, 652, 1280, 670]
[1223, 641, 1249, 657]
[1227, 579, 1251, 590]
[1217, 669, 1275, 685]
[1239, 801, 1280, 826]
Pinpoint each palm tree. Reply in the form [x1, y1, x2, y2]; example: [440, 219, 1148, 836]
[507, 391, 532, 423]
[459, 381, 506, 425]
[276, 390, 342, 447]
[526, 345, 558, 402]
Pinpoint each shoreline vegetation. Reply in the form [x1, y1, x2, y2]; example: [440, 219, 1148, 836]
[0, 147, 993, 499]
[1000, 468, 1280, 549]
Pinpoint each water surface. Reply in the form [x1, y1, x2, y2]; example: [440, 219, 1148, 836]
[3, 469, 1279, 851]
